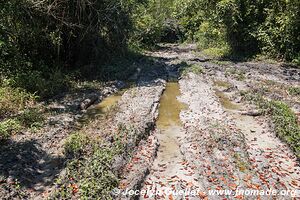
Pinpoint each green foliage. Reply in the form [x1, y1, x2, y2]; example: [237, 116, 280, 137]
[225, 68, 246, 81]
[288, 87, 300, 96]
[180, 64, 204, 76]
[64, 133, 90, 157]
[17, 108, 44, 129]
[269, 101, 300, 158]
[196, 22, 227, 49]
[0, 85, 37, 116]
[9, 69, 70, 98]
[244, 92, 300, 158]
[1, 0, 143, 98]
[131, 0, 177, 45]
[0, 119, 21, 140]
[54, 123, 142, 199]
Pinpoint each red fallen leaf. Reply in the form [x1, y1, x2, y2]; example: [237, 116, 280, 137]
[171, 175, 179, 179]
[132, 157, 140, 162]
[198, 192, 207, 198]
[72, 188, 79, 194]
[169, 194, 174, 200]
[231, 175, 238, 181]
[290, 180, 299, 188]
[216, 186, 222, 190]
[228, 183, 237, 190]
[119, 181, 127, 189]
[144, 181, 152, 185]
[187, 182, 193, 188]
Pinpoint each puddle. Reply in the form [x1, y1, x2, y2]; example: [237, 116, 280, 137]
[215, 90, 240, 110]
[140, 82, 203, 195]
[155, 82, 187, 166]
[157, 82, 187, 129]
[78, 90, 124, 123]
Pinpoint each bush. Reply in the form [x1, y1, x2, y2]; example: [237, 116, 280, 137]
[244, 93, 300, 158]
[7, 68, 70, 99]
[17, 108, 44, 128]
[181, 64, 204, 76]
[0, 119, 21, 140]
[0, 86, 36, 117]
[64, 133, 90, 157]
[196, 22, 227, 50]
[269, 101, 300, 158]
[288, 87, 300, 96]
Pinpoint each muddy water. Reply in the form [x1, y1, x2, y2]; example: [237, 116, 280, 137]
[157, 82, 186, 128]
[94, 94, 122, 113]
[140, 82, 203, 199]
[79, 91, 124, 123]
[156, 82, 187, 160]
[215, 90, 240, 110]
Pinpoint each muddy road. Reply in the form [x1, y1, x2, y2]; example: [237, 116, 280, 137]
[1, 44, 300, 199]
[117, 44, 300, 200]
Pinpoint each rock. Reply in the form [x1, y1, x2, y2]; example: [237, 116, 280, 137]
[80, 95, 98, 110]
[240, 110, 262, 116]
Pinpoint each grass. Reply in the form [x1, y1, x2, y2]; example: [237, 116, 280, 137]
[17, 108, 44, 129]
[0, 119, 21, 140]
[225, 68, 246, 81]
[0, 86, 37, 117]
[288, 87, 300, 96]
[202, 47, 230, 59]
[64, 132, 90, 157]
[213, 79, 232, 88]
[243, 92, 300, 158]
[53, 124, 139, 199]
[180, 64, 204, 76]
[53, 133, 122, 199]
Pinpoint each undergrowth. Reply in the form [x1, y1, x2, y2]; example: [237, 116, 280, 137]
[288, 87, 300, 96]
[0, 119, 21, 140]
[52, 124, 139, 199]
[0, 85, 37, 117]
[180, 64, 204, 76]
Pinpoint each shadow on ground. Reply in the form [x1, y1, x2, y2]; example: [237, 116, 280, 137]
[0, 139, 65, 190]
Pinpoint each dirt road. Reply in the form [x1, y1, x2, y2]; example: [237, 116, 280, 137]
[1, 44, 299, 200]
[118, 44, 300, 200]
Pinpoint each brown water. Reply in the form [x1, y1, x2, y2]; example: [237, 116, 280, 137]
[152, 82, 187, 172]
[94, 94, 122, 113]
[140, 83, 203, 198]
[157, 82, 187, 129]
[79, 91, 123, 123]
[215, 90, 240, 110]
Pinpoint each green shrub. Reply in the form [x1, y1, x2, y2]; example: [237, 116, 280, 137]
[0, 119, 21, 140]
[288, 87, 300, 96]
[202, 47, 230, 59]
[181, 64, 204, 76]
[269, 101, 300, 157]
[244, 92, 300, 158]
[17, 108, 44, 128]
[10, 69, 69, 98]
[0, 86, 37, 116]
[196, 21, 227, 50]
[64, 133, 90, 157]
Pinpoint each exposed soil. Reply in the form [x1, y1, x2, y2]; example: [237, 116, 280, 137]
[1, 44, 300, 199]
[119, 44, 300, 200]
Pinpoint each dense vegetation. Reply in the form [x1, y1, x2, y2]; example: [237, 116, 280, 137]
[1, 0, 299, 97]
